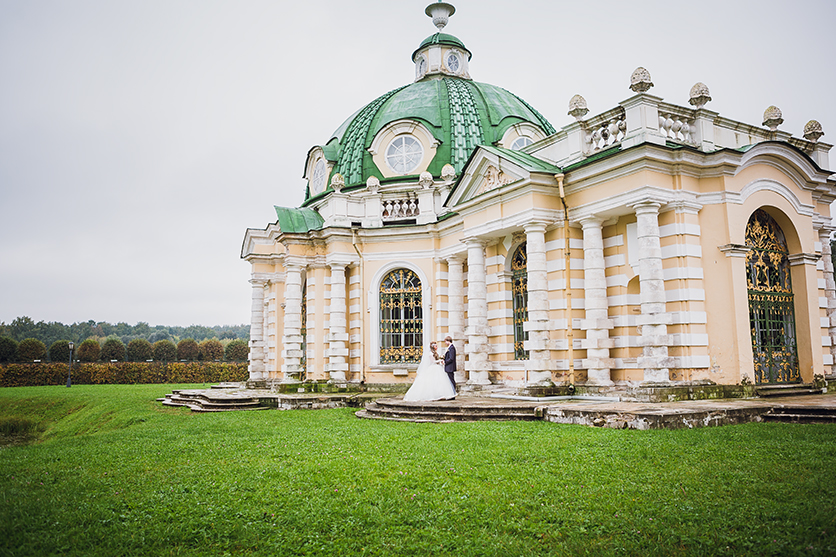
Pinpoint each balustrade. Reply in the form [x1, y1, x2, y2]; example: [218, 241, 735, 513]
[584, 108, 626, 153]
[382, 197, 419, 221]
[658, 107, 697, 146]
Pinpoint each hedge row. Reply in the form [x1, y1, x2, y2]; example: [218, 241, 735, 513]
[0, 362, 249, 388]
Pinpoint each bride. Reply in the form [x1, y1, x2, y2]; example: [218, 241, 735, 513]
[403, 341, 456, 402]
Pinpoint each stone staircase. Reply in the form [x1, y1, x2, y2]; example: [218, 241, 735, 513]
[356, 396, 545, 422]
[159, 389, 268, 412]
[755, 384, 822, 398]
[762, 406, 836, 424]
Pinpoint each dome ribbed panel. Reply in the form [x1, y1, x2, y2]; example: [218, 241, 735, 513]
[511, 91, 556, 135]
[335, 86, 407, 186]
[444, 78, 484, 172]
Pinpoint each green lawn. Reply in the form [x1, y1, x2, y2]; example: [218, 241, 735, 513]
[0, 384, 834, 556]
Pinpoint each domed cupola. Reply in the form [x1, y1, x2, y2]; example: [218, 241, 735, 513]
[302, 2, 555, 204]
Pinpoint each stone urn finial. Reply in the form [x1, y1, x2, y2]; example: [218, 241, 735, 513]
[762, 106, 784, 131]
[630, 67, 654, 93]
[366, 175, 380, 193]
[330, 173, 345, 192]
[568, 94, 589, 121]
[803, 120, 824, 143]
[688, 82, 711, 109]
[441, 164, 456, 182]
[419, 171, 434, 189]
[425, 2, 456, 32]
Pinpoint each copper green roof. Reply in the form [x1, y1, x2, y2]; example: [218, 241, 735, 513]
[412, 33, 471, 60]
[305, 77, 555, 203]
[274, 206, 323, 233]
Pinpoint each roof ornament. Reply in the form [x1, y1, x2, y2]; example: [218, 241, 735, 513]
[688, 82, 712, 109]
[803, 120, 824, 143]
[330, 173, 345, 193]
[426, 1, 456, 32]
[629, 67, 654, 93]
[762, 106, 784, 131]
[568, 94, 589, 121]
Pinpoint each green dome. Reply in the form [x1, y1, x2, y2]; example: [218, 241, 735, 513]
[307, 77, 555, 201]
[412, 33, 471, 61]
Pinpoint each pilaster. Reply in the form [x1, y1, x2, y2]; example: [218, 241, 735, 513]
[248, 278, 266, 380]
[523, 221, 554, 385]
[446, 255, 467, 382]
[579, 217, 615, 385]
[327, 263, 349, 383]
[280, 264, 304, 382]
[464, 238, 491, 385]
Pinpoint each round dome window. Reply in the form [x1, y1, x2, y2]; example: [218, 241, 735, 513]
[311, 159, 326, 194]
[510, 136, 533, 150]
[386, 135, 424, 174]
[446, 53, 460, 73]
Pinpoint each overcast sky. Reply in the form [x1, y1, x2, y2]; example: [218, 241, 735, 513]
[1, 0, 834, 327]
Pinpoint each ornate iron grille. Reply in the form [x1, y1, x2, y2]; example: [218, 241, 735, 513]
[300, 283, 307, 379]
[380, 269, 423, 363]
[746, 209, 800, 384]
[512, 243, 529, 360]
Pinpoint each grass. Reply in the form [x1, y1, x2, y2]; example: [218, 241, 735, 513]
[0, 385, 834, 556]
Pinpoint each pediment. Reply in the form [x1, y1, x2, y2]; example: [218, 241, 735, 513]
[446, 146, 561, 207]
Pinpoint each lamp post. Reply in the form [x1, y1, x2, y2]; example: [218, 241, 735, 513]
[67, 341, 74, 388]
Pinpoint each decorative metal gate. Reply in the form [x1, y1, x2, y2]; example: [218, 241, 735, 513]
[746, 209, 800, 384]
[512, 243, 529, 360]
[300, 283, 307, 379]
[380, 269, 423, 363]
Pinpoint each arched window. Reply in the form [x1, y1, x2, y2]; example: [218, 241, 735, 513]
[512, 243, 529, 360]
[746, 209, 799, 384]
[380, 269, 423, 363]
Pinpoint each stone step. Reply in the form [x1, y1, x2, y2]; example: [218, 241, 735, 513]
[756, 384, 821, 398]
[160, 391, 267, 412]
[763, 412, 836, 424]
[358, 399, 543, 422]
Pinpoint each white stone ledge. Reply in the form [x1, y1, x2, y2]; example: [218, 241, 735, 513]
[487, 291, 512, 303]
[490, 325, 515, 336]
[546, 258, 585, 272]
[436, 271, 449, 280]
[349, 289, 361, 299]
[547, 278, 586, 290]
[822, 317, 831, 328]
[819, 279, 827, 290]
[487, 308, 513, 320]
[665, 289, 706, 302]
[825, 354, 834, 365]
[349, 320, 361, 329]
[821, 297, 829, 309]
[663, 267, 705, 280]
[349, 304, 361, 314]
[606, 275, 628, 288]
[604, 254, 626, 267]
[550, 298, 585, 310]
[603, 235, 624, 248]
[607, 294, 641, 307]
[817, 260, 825, 271]
[823, 336, 832, 347]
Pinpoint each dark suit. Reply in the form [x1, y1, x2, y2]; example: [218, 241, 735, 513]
[443, 343, 457, 390]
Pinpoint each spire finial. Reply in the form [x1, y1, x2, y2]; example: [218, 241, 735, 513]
[425, 2, 456, 32]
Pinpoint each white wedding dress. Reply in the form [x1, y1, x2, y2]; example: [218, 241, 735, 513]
[403, 347, 456, 402]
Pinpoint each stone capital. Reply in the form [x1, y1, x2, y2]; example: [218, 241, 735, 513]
[523, 220, 550, 234]
[718, 244, 751, 258]
[630, 200, 664, 214]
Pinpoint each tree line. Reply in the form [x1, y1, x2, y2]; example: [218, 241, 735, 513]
[0, 317, 249, 348]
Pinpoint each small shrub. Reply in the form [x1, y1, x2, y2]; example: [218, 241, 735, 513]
[77, 339, 101, 362]
[0, 337, 18, 363]
[199, 339, 224, 361]
[225, 339, 249, 362]
[152, 340, 177, 362]
[127, 338, 153, 362]
[177, 338, 199, 361]
[48, 340, 72, 363]
[101, 337, 126, 362]
[17, 338, 46, 362]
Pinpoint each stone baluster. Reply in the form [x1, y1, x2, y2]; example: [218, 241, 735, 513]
[633, 202, 674, 382]
[327, 263, 349, 383]
[248, 278, 266, 381]
[446, 255, 466, 382]
[281, 264, 304, 382]
[579, 217, 615, 385]
[523, 222, 553, 385]
[464, 238, 491, 385]
[819, 228, 836, 375]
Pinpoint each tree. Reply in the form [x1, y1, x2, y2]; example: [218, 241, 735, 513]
[127, 338, 153, 362]
[48, 340, 72, 363]
[198, 339, 224, 361]
[177, 338, 199, 361]
[77, 338, 101, 362]
[225, 339, 249, 361]
[18, 338, 46, 362]
[0, 337, 18, 363]
[153, 339, 177, 362]
[101, 337, 126, 361]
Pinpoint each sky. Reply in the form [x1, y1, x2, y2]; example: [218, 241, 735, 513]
[1, 0, 834, 327]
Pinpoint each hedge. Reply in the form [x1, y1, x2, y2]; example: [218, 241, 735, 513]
[0, 362, 248, 388]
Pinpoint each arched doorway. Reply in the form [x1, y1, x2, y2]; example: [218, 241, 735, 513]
[512, 243, 529, 360]
[746, 209, 800, 384]
[379, 268, 423, 364]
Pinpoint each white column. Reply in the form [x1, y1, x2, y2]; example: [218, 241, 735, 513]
[818, 228, 836, 375]
[523, 222, 554, 385]
[633, 202, 674, 382]
[280, 264, 304, 382]
[447, 255, 466, 383]
[327, 263, 349, 383]
[248, 278, 266, 381]
[464, 238, 491, 385]
[579, 217, 615, 385]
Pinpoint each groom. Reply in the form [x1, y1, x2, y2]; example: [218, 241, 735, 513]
[442, 335, 457, 395]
